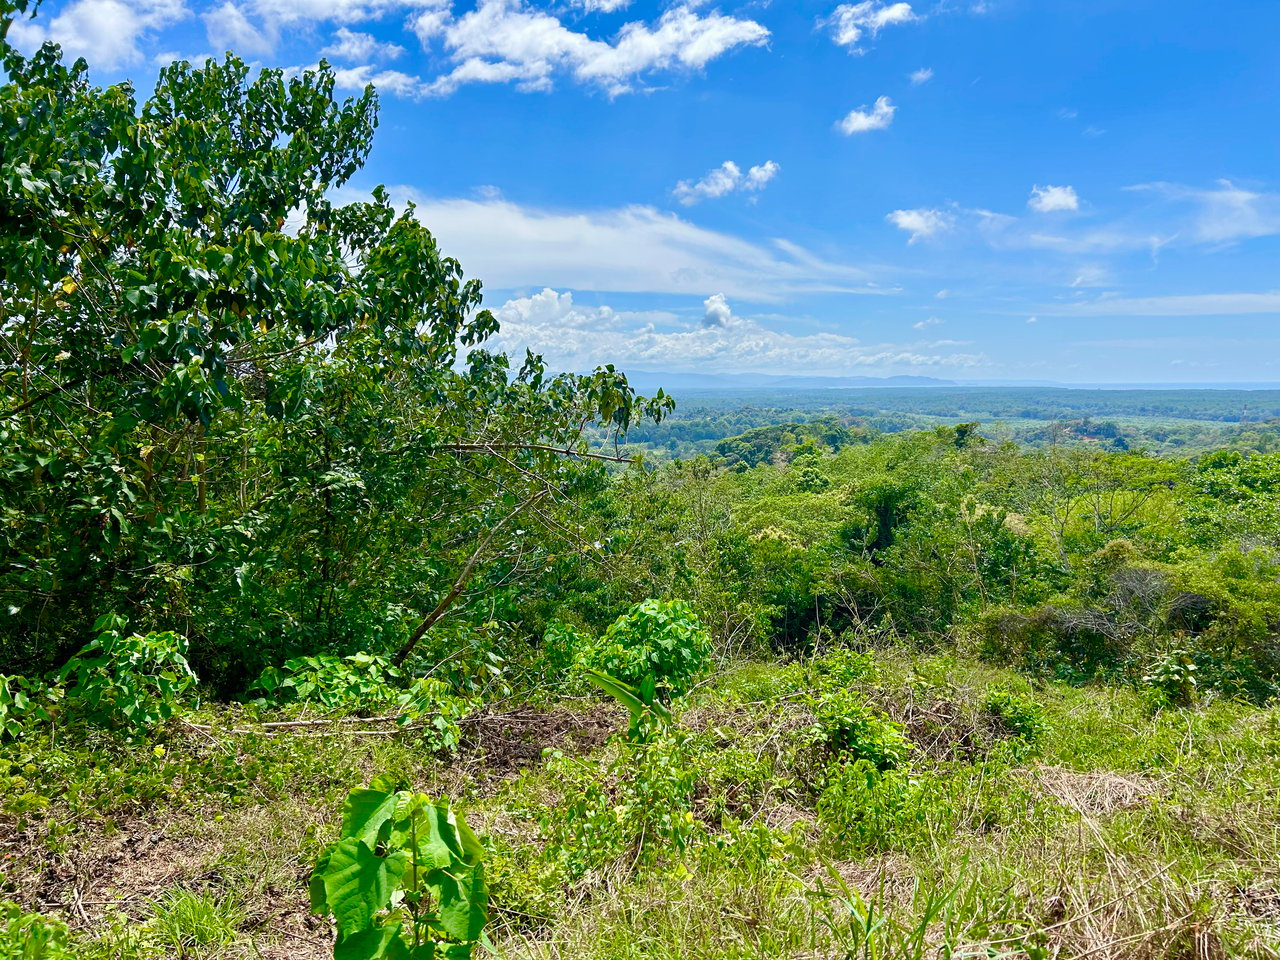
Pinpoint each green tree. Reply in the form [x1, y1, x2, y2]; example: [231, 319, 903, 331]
[0, 3, 668, 686]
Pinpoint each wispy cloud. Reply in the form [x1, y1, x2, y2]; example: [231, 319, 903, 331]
[363, 188, 884, 302]
[673, 160, 780, 206]
[1056, 292, 1280, 317]
[821, 2, 918, 54]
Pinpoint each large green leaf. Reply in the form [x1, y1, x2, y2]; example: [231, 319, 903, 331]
[315, 838, 408, 937]
[429, 862, 488, 943]
[411, 801, 483, 872]
[334, 923, 410, 960]
[342, 787, 411, 846]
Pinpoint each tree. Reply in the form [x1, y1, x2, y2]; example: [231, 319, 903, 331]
[0, 3, 669, 684]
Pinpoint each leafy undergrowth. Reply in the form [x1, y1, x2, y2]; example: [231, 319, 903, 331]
[3, 651, 1279, 959]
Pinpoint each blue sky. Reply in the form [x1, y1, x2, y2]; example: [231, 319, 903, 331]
[9, 0, 1280, 382]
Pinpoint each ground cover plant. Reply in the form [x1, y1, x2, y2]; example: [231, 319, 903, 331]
[3, 5, 1280, 959]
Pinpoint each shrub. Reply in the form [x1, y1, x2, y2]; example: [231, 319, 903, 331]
[816, 760, 925, 853]
[538, 729, 699, 884]
[0, 901, 73, 959]
[576, 599, 713, 702]
[56, 615, 197, 738]
[251, 654, 471, 751]
[983, 689, 1049, 760]
[808, 689, 911, 771]
[0, 675, 58, 741]
[311, 778, 488, 958]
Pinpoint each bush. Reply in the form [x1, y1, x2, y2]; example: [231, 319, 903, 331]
[816, 760, 925, 853]
[0, 901, 73, 959]
[251, 653, 472, 751]
[576, 599, 713, 702]
[56, 615, 197, 738]
[983, 689, 1049, 760]
[0, 675, 58, 741]
[538, 729, 699, 884]
[808, 688, 911, 771]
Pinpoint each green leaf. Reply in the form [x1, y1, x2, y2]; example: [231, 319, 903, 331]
[341, 787, 410, 846]
[315, 838, 407, 937]
[334, 923, 410, 960]
[430, 862, 487, 943]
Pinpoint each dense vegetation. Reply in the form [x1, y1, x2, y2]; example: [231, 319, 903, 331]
[2, 8, 1278, 959]
[617, 389, 1280, 460]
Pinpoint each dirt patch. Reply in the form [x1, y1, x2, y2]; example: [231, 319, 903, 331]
[1226, 884, 1280, 924]
[15, 820, 206, 925]
[455, 704, 618, 782]
[1029, 766, 1161, 816]
[865, 687, 1006, 762]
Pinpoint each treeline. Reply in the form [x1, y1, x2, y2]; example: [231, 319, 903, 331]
[547, 428, 1280, 705]
[619, 401, 1280, 461]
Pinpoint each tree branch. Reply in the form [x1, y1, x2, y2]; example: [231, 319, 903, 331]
[446, 442, 632, 463]
[392, 489, 548, 666]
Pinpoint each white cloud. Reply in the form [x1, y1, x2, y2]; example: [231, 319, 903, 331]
[838, 96, 895, 134]
[909, 66, 933, 85]
[673, 159, 780, 205]
[744, 161, 781, 190]
[886, 207, 954, 243]
[320, 26, 405, 61]
[486, 289, 984, 375]
[822, 2, 917, 53]
[248, 0, 441, 25]
[702, 292, 734, 327]
[329, 64, 424, 96]
[1026, 316, 1038, 324]
[418, 1, 770, 97]
[912, 316, 942, 330]
[573, 0, 632, 11]
[1058, 292, 1280, 317]
[204, 2, 273, 55]
[1029, 184, 1080, 213]
[9, 0, 188, 69]
[362, 188, 882, 301]
[1129, 179, 1280, 244]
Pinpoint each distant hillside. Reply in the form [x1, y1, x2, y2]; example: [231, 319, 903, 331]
[620, 371, 955, 393]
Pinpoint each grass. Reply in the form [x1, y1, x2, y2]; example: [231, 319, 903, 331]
[3, 651, 1279, 959]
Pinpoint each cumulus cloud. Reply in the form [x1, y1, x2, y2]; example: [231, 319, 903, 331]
[909, 66, 933, 85]
[416, 1, 770, 98]
[328, 64, 424, 96]
[486, 289, 985, 375]
[356, 188, 882, 302]
[886, 207, 954, 243]
[822, 2, 917, 53]
[912, 316, 942, 330]
[204, 1, 273, 55]
[673, 160, 780, 205]
[702, 292, 734, 327]
[9, 0, 188, 69]
[1028, 184, 1080, 213]
[320, 26, 405, 61]
[838, 96, 895, 134]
